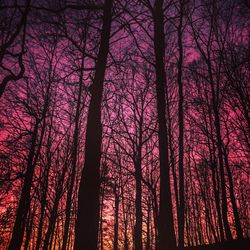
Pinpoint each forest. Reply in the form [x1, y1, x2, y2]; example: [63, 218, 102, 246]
[0, 0, 249, 249]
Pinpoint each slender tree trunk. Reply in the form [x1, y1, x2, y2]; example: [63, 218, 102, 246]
[121, 184, 129, 250]
[62, 51, 85, 250]
[152, 189, 159, 250]
[207, 60, 232, 240]
[214, 110, 232, 241]
[134, 157, 143, 250]
[223, 148, 243, 238]
[134, 124, 143, 250]
[194, 158, 217, 243]
[207, 101, 225, 241]
[177, 1, 185, 247]
[185, 152, 191, 247]
[42, 202, 57, 249]
[153, 1, 176, 249]
[36, 171, 49, 250]
[200, 105, 218, 242]
[124, 218, 129, 250]
[74, 1, 113, 249]
[166, 83, 179, 240]
[113, 183, 119, 250]
[99, 179, 106, 250]
[43, 159, 68, 250]
[36, 125, 53, 250]
[202, 89, 223, 242]
[43, 187, 62, 249]
[146, 199, 151, 250]
[24, 205, 34, 250]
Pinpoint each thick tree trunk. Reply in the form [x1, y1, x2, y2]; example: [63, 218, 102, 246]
[74, 1, 113, 249]
[153, 1, 176, 249]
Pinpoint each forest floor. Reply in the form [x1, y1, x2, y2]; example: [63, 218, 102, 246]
[181, 238, 250, 250]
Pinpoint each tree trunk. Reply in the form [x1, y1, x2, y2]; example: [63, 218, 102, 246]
[177, 0, 185, 247]
[113, 183, 119, 250]
[207, 100, 225, 242]
[121, 184, 129, 250]
[134, 156, 143, 250]
[24, 205, 34, 250]
[43, 166, 67, 250]
[62, 51, 85, 250]
[36, 168, 49, 250]
[74, 1, 113, 249]
[153, 1, 176, 249]
[223, 148, 243, 239]
[36, 124, 53, 250]
[207, 60, 232, 240]
[99, 178, 106, 250]
[146, 199, 151, 250]
[134, 121, 143, 250]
